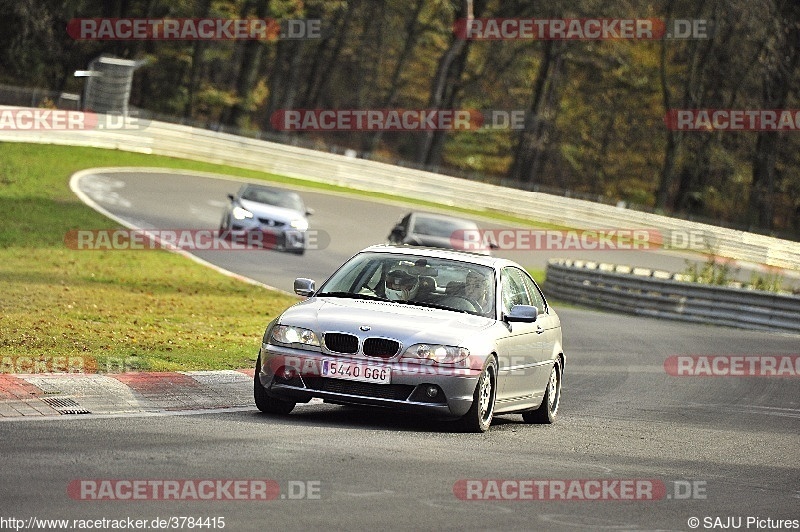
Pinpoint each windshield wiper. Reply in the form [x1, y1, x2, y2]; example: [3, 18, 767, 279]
[316, 291, 392, 302]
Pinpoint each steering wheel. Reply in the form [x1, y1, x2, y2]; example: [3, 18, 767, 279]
[440, 295, 482, 313]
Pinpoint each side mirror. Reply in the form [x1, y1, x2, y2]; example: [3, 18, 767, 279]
[505, 304, 538, 323]
[305, 207, 314, 216]
[294, 278, 316, 297]
[227, 193, 234, 202]
[389, 225, 406, 242]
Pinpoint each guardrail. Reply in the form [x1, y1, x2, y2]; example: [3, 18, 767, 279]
[1, 105, 799, 271]
[545, 259, 800, 334]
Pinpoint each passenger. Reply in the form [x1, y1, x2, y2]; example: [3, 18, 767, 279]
[465, 270, 492, 313]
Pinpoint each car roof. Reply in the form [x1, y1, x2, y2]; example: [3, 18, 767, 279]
[239, 183, 299, 196]
[408, 211, 478, 226]
[359, 244, 518, 270]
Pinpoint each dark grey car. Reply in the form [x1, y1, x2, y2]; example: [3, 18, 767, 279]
[254, 245, 564, 432]
[388, 212, 495, 255]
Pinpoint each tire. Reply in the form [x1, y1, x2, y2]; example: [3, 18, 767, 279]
[522, 359, 561, 424]
[218, 221, 230, 240]
[457, 358, 497, 433]
[254, 355, 295, 415]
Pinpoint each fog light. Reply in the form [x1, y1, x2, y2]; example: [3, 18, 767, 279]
[426, 385, 438, 398]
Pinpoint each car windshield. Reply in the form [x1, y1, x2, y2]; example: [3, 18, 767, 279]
[412, 216, 476, 238]
[241, 186, 305, 212]
[317, 252, 495, 317]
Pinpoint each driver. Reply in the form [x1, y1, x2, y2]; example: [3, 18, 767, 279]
[465, 270, 491, 312]
[384, 269, 419, 301]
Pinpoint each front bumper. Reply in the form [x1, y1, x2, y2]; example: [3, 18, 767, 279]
[228, 224, 306, 251]
[258, 343, 481, 418]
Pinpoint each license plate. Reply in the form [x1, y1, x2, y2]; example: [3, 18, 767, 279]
[321, 359, 391, 384]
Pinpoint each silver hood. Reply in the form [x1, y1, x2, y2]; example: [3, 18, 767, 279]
[239, 198, 305, 224]
[277, 296, 496, 348]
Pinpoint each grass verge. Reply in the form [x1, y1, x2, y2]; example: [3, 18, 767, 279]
[0, 142, 300, 372]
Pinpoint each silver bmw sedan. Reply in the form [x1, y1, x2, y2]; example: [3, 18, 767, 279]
[254, 244, 564, 432]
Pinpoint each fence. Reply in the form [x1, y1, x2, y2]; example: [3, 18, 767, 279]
[0, 105, 799, 272]
[545, 259, 800, 334]
[0, 84, 81, 110]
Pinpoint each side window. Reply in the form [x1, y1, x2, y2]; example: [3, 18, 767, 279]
[519, 270, 546, 314]
[501, 268, 531, 315]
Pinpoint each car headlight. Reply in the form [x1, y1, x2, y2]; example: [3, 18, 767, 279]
[401, 344, 470, 366]
[271, 325, 320, 348]
[232, 205, 254, 220]
[290, 219, 309, 231]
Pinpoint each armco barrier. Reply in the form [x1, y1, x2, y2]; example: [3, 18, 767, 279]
[545, 259, 800, 334]
[1, 105, 799, 270]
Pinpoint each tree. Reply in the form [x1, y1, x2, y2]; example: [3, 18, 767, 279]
[415, 0, 478, 167]
[225, 0, 270, 127]
[748, 0, 800, 230]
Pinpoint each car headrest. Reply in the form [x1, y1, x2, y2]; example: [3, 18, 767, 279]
[417, 276, 435, 295]
[446, 281, 466, 295]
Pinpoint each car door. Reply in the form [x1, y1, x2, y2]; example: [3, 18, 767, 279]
[495, 267, 548, 403]
[518, 271, 560, 368]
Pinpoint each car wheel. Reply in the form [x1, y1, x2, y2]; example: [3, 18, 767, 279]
[254, 355, 295, 415]
[522, 359, 561, 424]
[457, 358, 497, 433]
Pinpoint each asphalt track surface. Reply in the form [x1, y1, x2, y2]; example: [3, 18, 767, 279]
[1, 170, 798, 531]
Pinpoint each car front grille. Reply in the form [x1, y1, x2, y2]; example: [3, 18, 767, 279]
[258, 218, 286, 227]
[324, 333, 359, 354]
[304, 377, 414, 401]
[363, 338, 400, 358]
